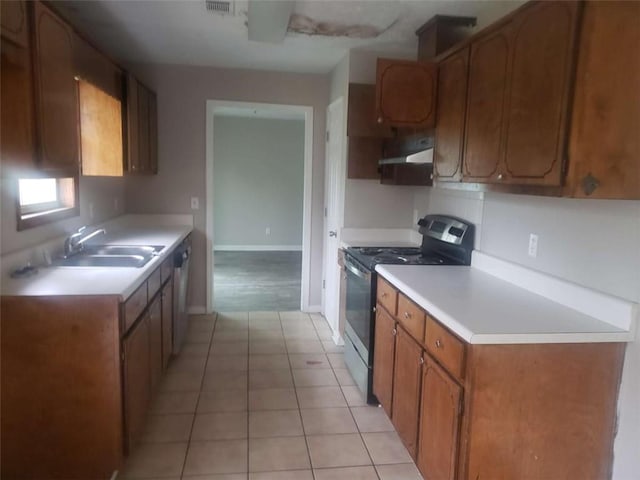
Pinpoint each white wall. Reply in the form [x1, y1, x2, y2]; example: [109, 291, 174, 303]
[213, 116, 305, 249]
[418, 187, 640, 479]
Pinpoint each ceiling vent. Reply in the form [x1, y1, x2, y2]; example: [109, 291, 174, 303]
[205, 0, 234, 15]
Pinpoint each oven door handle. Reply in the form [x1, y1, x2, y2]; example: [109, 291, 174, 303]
[345, 261, 371, 281]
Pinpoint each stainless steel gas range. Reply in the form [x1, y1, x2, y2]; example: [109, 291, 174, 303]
[341, 214, 475, 404]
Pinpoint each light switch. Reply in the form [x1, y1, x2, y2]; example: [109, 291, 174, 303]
[191, 197, 199, 210]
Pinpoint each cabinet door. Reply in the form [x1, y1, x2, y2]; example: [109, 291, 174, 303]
[1, 0, 29, 47]
[391, 326, 423, 459]
[1, 38, 34, 176]
[566, 1, 640, 199]
[417, 356, 462, 480]
[463, 25, 510, 181]
[32, 1, 78, 172]
[123, 315, 150, 453]
[148, 89, 158, 174]
[161, 279, 173, 370]
[376, 58, 437, 128]
[126, 74, 140, 173]
[503, 1, 580, 185]
[148, 296, 163, 392]
[137, 84, 150, 173]
[434, 47, 469, 182]
[372, 305, 396, 417]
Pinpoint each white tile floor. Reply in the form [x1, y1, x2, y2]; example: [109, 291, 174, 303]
[121, 311, 424, 480]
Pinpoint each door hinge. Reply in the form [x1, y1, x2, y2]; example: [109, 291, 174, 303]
[322, 279, 326, 289]
[324, 207, 327, 217]
[326, 131, 330, 142]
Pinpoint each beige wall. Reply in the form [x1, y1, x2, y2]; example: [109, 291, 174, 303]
[124, 64, 329, 310]
[0, 175, 125, 256]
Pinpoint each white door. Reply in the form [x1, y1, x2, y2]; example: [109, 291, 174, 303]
[323, 97, 345, 343]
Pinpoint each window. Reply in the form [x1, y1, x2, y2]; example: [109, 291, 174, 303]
[17, 176, 78, 230]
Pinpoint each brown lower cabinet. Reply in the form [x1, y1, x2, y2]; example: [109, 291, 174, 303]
[0, 243, 182, 478]
[374, 276, 625, 480]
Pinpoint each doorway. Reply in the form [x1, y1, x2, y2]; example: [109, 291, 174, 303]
[205, 101, 314, 313]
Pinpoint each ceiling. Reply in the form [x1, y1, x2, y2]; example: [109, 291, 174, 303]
[57, 0, 523, 74]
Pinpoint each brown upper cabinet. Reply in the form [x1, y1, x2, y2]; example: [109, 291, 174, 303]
[1, 0, 29, 47]
[375, 58, 437, 128]
[126, 75, 158, 174]
[462, 1, 580, 185]
[565, 1, 640, 199]
[433, 47, 469, 182]
[32, 1, 79, 173]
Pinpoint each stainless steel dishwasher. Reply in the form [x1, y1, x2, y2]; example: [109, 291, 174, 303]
[172, 235, 191, 354]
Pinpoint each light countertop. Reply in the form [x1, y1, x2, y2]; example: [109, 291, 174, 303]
[1, 225, 192, 300]
[376, 264, 636, 344]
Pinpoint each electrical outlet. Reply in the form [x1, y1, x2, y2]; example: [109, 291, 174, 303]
[265, 227, 271, 236]
[191, 197, 199, 210]
[528, 233, 538, 258]
[88, 202, 94, 219]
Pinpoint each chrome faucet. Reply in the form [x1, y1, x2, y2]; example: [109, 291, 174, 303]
[63, 226, 106, 258]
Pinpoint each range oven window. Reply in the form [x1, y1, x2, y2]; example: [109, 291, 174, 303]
[344, 257, 372, 351]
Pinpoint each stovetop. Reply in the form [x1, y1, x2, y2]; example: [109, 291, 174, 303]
[345, 246, 450, 271]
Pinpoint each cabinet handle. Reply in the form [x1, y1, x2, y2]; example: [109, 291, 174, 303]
[419, 357, 424, 365]
[391, 328, 397, 336]
[429, 173, 434, 180]
[435, 339, 443, 349]
[403, 311, 411, 319]
[377, 117, 383, 124]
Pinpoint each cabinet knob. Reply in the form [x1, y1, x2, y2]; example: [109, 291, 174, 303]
[391, 328, 397, 336]
[497, 173, 504, 180]
[419, 357, 424, 365]
[377, 117, 383, 124]
[381, 292, 388, 298]
[403, 311, 411, 319]
[429, 173, 434, 180]
[435, 339, 443, 349]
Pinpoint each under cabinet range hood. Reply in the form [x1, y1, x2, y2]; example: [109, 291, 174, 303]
[379, 134, 434, 165]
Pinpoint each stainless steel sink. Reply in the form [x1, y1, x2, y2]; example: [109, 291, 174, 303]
[55, 245, 164, 268]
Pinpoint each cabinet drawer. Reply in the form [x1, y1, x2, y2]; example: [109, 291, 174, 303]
[147, 266, 162, 298]
[161, 255, 173, 284]
[124, 282, 148, 332]
[377, 277, 398, 315]
[397, 293, 426, 342]
[425, 316, 465, 380]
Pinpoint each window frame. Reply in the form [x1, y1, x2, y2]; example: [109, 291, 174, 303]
[16, 175, 79, 231]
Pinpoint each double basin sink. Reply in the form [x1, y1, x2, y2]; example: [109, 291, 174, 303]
[56, 245, 164, 268]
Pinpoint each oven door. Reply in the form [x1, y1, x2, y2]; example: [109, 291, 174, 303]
[344, 256, 373, 358]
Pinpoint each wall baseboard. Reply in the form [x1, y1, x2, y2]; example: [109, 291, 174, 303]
[187, 306, 207, 315]
[304, 304, 322, 313]
[214, 245, 303, 252]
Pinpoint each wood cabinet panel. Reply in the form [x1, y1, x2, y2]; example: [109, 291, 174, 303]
[348, 83, 392, 137]
[32, 1, 78, 172]
[347, 137, 382, 179]
[1, 38, 35, 176]
[148, 296, 163, 392]
[425, 316, 465, 380]
[397, 293, 426, 342]
[566, 1, 640, 199]
[147, 266, 162, 298]
[372, 305, 396, 417]
[463, 25, 510, 181]
[126, 73, 140, 172]
[391, 326, 423, 459]
[73, 33, 123, 99]
[503, 1, 579, 185]
[123, 315, 150, 454]
[1, 0, 29, 47]
[124, 282, 147, 333]
[161, 278, 173, 370]
[417, 356, 462, 480]
[376, 58, 437, 128]
[1, 296, 123, 478]
[148, 88, 158, 174]
[377, 277, 397, 316]
[137, 83, 150, 172]
[434, 47, 469, 182]
[161, 255, 174, 283]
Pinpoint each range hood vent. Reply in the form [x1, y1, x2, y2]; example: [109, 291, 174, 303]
[379, 134, 434, 165]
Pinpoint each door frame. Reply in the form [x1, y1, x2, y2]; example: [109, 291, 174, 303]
[322, 96, 347, 343]
[205, 100, 314, 313]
